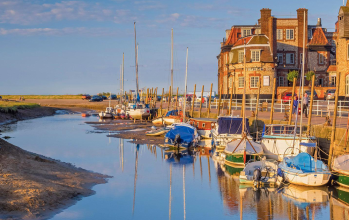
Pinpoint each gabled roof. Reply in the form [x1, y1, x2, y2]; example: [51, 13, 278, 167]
[233, 36, 253, 46]
[233, 35, 269, 47]
[309, 27, 329, 46]
[327, 65, 336, 72]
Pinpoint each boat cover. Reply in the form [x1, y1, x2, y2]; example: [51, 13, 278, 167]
[166, 110, 178, 117]
[300, 142, 316, 147]
[165, 125, 195, 144]
[225, 138, 263, 154]
[217, 117, 249, 135]
[283, 153, 329, 173]
[333, 154, 349, 171]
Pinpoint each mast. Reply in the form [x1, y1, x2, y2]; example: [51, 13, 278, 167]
[183, 47, 188, 122]
[242, 40, 246, 133]
[299, 12, 306, 143]
[171, 28, 174, 95]
[134, 22, 139, 102]
[120, 64, 122, 103]
[122, 53, 124, 102]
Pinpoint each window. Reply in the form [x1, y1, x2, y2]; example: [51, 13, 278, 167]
[229, 52, 233, 63]
[308, 29, 313, 39]
[202, 123, 206, 128]
[319, 78, 324, 87]
[242, 29, 251, 37]
[330, 76, 336, 86]
[238, 77, 244, 88]
[286, 29, 294, 40]
[346, 75, 349, 96]
[278, 77, 284, 86]
[238, 51, 244, 63]
[286, 53, 295, 64]
[300, 53, 303, 64]
[251, 50, 260, 62]
[255, 29, 261, 34]
[319, 53, 325, 64]
[277, 53, 283, 64]
[277, 29, 283, 40]
[250, 76, 259, 88]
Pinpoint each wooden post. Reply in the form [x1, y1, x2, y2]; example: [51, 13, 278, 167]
[154, 88, 157, 109]
[229, 80, 233, 116]
[176, 87, 179, 111]
[328, 72, 341, 169]
[270, 78, 276, 124]
[307, 74, 316, 135]
[160, 88, 164, 115]
[167, 86, 171, 111]
[217, 87, 222, 117]
[191, 84, 196, 117]
[254, 80, 261, 139]
[151, 88, 154, 108]
[199, 85, 204, 118]
[207, 83, 213, 117]
[288, 78, 297, 125]
[146, 88, 149, 104]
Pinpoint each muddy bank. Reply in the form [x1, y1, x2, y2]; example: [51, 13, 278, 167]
[87, 120, 165, 145]
[0, 107, 58, 125]
[0, 138, 110, 219]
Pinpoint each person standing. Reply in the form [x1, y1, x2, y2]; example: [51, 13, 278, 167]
[302, 93, 309, 118]
[292, 96, 298, 115]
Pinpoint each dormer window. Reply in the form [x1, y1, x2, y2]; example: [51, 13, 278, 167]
[251, 50, 260, 62]
[242, 29, 251, 37]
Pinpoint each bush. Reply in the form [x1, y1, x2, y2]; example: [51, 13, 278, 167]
[306, 71, 315, 81]
[287, 70, 299, 82]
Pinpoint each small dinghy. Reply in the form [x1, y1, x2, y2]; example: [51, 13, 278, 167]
[81, 113, 91, 117]
[164, 123, 199, 148]
[239, 159, 279, 187]
[146, 126, 170, 136]
[278, 152, 331, 186]
[99, 107, 114, 119]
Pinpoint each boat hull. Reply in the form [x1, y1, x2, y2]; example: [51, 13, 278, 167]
[163, 117, 181, 125]
[224, 153, 259, 168]
[282, 170, 330, 186]
[127, 109, 150, 119]
[333, 171, 349, 188]
[152, 118, 163, 125]
[198, 130, 211, 139]
[99, 113, 113, 118]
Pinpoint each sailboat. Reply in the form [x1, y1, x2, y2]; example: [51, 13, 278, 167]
[126, 22, 151, 120]
[99, 92, 114, 119]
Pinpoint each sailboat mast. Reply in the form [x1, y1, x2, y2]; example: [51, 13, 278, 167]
[299, 12, 306, 141]
[134, 22, 139, 101]
[242, 40, 247, 133]
[120, 64, 122, 103]
[122, 53, 124, 101]
[183, 47, 188, 122]
[171, 28, 174, 95]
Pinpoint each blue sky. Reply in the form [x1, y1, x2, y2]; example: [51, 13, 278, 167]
[0, 0, 345, 95]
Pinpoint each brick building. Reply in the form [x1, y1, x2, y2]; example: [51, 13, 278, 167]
[218, 8, 337, 99]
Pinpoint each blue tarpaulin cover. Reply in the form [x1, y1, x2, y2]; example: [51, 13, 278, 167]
[284, 152, 329, 173]
[217, 117, 249, 135]
[300, 142, 316, 147]
[165, 110, 178, 117]
[165, 125, 195, 144]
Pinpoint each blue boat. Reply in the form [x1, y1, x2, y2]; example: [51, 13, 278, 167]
[164, 123, 199, 148]
[279, 152, 331, 186]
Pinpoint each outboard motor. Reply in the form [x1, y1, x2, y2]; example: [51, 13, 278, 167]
[174, 134, 181, 147]
[253, 167, 262, 187]
[277, 168, 284, 184]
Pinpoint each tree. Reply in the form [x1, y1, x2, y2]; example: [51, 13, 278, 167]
[305, 71, 315, 81]
[287, 70, 299, 83]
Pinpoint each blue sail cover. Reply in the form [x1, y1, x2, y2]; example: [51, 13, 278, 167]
[217, 117, 249, 135]
[284, 152, 329, 173]
[165, 126, 195, 144]
[165, 110, 178, 117]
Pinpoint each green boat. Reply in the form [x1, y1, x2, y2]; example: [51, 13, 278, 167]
[332, 154, 349, 188]
[223, 135, 263, 168]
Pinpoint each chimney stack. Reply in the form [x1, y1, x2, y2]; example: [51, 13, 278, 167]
[317, 18, 322, 27]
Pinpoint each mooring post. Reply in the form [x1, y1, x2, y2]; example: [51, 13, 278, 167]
[199, 85, 204, 118]
[328, 72, 341, 169]
[176, 87, 179, 111]
[270, 78, 276, 124]
[191, 84, 196, 117]
[168, 86, 171, 111]
[307, 75, 316, 135]
[160, 88, 164, 116]
[146, 88, 149, 104]
[217, 87, 222, 118]
[229, 80, 233, 116]
[254, 80, 261, 139]
[288, 78, 297, 125]
[155, 88, 158, 109]
[207, 83, 213, 118]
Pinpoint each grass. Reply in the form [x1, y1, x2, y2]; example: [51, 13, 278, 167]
[0, 101, 40, 113]
[1, 95, 81, 99]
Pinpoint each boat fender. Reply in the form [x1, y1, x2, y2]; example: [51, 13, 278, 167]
[277, 168, 284, 181]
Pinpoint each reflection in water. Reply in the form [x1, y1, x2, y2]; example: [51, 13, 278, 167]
[0, 114, 337, 220]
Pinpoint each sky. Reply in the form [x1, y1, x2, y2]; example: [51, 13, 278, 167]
[0, 0, 346, 95]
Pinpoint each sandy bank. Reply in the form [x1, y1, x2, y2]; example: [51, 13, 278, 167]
[0, 138, 110, 219]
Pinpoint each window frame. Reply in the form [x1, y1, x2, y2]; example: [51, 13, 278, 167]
[251, 50, 260, 62]
[277, 53, 283, 64]
[250, 76, 259, 88]
[319, 53, 325, 65]
[277, 29, 283, 40]
[238, 77, 244, 88]
[330, 76, 336, 87]
[238, 51, 244, 63]
[286, 53, 295, 65]
[286, 29, 294, 40]
[278, 76, 284, 87]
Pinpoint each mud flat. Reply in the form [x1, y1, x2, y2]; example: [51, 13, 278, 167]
[87, 120, 165, 145]
[0, 138, 110, 219]
[0, 107, 57, 125]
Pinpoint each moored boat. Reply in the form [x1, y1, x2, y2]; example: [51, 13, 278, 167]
[146, 127, 170, 136]
[127, 103, 150, 120]
[332, 154, 349, 188]
[99, 107, 114, 119]
[164, 123, 199, 148]
[189, 118, 217, 139]
[278, 152, 331, 186]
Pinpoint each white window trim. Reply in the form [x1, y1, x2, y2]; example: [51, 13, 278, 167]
[238, 51, 244, 63]
[238, 77, 244, 88]
[251, 50, 261, 62]
[286, 29, 294, 40]
[242, 29, 252, 37]
[277, 29, 283, 40]
[250, 76, 259, 88]
[319, 53, 324, 64]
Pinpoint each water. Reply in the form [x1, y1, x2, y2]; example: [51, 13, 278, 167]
[1, 114, 348, 220]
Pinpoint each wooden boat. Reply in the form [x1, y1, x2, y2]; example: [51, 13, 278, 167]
[99, 107, 114, 119]
[261, 124, 316, 162]
[164, 123, 199, 148]
[332, 154, 349, 188]
[239, 159, 279, 187]
[152, 117, 164, 125]
[146, 127, 169, 136]
[211, 116, 249, 150]
[189, 118, 217, 139]
[223, 134, 263, 168]
[127, 103, 150, 119]
[278, 152, 331, 186]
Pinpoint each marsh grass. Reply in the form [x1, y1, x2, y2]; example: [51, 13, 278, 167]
[0, 101, 40, 113]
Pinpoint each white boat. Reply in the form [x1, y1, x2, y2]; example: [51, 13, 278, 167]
[279, 152, 331, 186]
[99, 107, 114, 118]
[239, 159, 279, 187]
[152, 117, 164, 125]
[127, 103, 150, 119]
[211, 116, 249, 150]
[261, 124, 316, 162]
